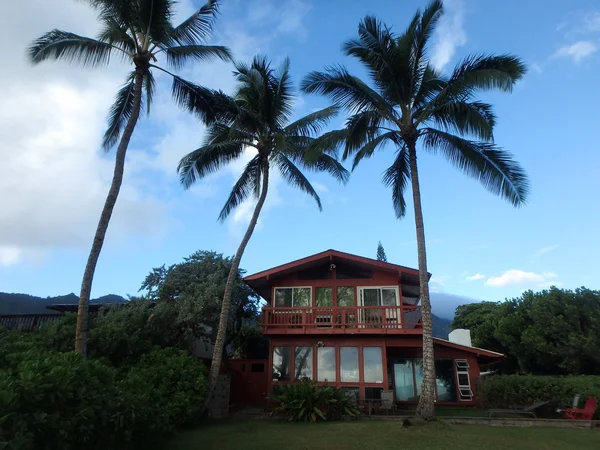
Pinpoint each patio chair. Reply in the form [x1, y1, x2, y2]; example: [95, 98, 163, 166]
[380, 390, 396, 414]
[488, 401, 549, 418]
[564, 397, 597, 420]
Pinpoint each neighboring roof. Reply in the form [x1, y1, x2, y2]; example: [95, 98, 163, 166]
[433, 337, 504, 359]
[243, 249, 431, 305]
[46, 304, 108, 313]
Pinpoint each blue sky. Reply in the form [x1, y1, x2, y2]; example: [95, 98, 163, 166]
[1, 0, 599, 319]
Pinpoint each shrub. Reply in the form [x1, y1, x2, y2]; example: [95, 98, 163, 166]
[268, 380, 360, 422]
[481, 374, 600, 418]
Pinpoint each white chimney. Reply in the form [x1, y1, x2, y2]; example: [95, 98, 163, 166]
[448, 329, 472, 347]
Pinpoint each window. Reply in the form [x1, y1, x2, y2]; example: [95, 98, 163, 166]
[393, 359, 416, 401]
[435, 358, 457, 402]
[294, 346, 313, 380]
[316, 287, 333, 307]
[363, 347, 383, 383]
[365, 387, 383, 400]
[414, 359, 424, 398]
[341, 387, 360, 405]
[274, 287, 311, 307]
[272, 347, 290, 381]
[337, 287, 355, 306]
[317, 347, 336, 382]
[358, 287, 398, 307]
[455, 359, 473, 401]
[251, 363, 264, 373]
[340, 347, 359, 382]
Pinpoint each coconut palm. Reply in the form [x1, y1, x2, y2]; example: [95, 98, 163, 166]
[178, 55, 349, 410]
[28, 0, 232, 356]
[301, 0, 528, 420]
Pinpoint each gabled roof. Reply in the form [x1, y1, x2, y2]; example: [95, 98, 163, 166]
[433, 337, 504, 360]
[243, 249, 430, 304]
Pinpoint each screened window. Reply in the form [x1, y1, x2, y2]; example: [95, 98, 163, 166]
[317, 347, 336, 382]
[294, 346, 313, 380]
[316, 287, 333, 307]
[455, 359, 473, 401]
[272, 347, 290, 381]
[274, 287, 311, 307]
[363, 347, 383, 383]
[337, 287, 355, 306]
[340, 347, 359, 382]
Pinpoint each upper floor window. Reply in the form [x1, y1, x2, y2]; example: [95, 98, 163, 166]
[316, 287, 333, 307]
[274, 287, 311, 307]
[337, 287, 355, 306]
[358, 287, 399, 307]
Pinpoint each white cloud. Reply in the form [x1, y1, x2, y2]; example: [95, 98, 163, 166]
[466, 273, 485, 281]
[430, 0, 467, 71]
[554, 41, 597, 63]
[312, 181, 329, 193]
[531, 62, 543, 74]
[531, 244, 559, 263]
[583, 11, 600, 32]
[430, 275, 451, 292]
[485, 270, 559, 288]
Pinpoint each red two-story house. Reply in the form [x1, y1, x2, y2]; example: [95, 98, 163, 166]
[243, 249, 503, 407]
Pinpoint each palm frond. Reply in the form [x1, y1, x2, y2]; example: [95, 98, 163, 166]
[284, 106, 339, 136]
[144, 70, 155, 115]
[409, 0, 443, 96]
[98, 14, 136, 55]
[273, 57, 295, 128]
[28, 30, 113, 66]
[163, 44, 231, 70]
[169, 0, 221, 45]
[428, 100, 496, 141]
[139, 0, 175, 45]
[218, 154, 263, 221]
[308, 154, 350, 184]
[352, 131, 401, 170]
[301, 66, 393, 115]
[178, 140, 246, 189]
[421, 129, 529, 206]
[102, 71, 138, 150]
[272, 153, 322, 211]
[342, 110, 384, 159]
[382, 146, 411, 218]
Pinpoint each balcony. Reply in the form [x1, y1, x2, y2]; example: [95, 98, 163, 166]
[261, 305, 422, 335]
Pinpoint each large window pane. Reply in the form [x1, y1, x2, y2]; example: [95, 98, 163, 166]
[272, 347, 290, 381]
[382, 288, 397, 306]
[393, 360, 415, 401]
[340, 347, 359, 382]
[362, 288, 380, 306]
[294, 288, 311, 307]
[435, 358, 457, 402]
[274, 288, 292, 307]
[363, 347, 383, 383]
[317, 347, 336, 382]
[316, 287, 333, 307]
[414, 359, 424, 397]
[337, 287, 355, 306]
[294, 346, 313, 380]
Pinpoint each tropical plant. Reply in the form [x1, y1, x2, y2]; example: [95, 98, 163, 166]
[27, 0, 232, 356]
[301, 0, 528, 419]
[268, 380, 360, 422]
[376, 241, 387, 262]
[177, 55, 350, 412]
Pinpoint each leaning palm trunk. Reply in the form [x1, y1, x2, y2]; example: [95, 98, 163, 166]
[75, 71, 144, 356]
[204, 159, 270, 413]
[408, 143, 436, 421]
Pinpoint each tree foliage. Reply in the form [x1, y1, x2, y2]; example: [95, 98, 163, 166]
[376, 241, 387, 262]
[452, 287, 600, 375]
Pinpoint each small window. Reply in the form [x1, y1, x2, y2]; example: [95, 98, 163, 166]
[337, 287, 355, 306]
[316, 287, 333, 307]
[251, 363, 264, 373]
[317, 347, 336, 382]
[341, 387, 360, 405]
[456, 360, 469, 370]
[340, 347, 359, 382]
[365, 387, 383, 400]
[455, 359, 473, 401]
[294, 346, 313, 380]
[363, 347, 383, 383]
[272, 347, 290, 381]
[274, 287, 311, 307]
[241, 363, 246, 372]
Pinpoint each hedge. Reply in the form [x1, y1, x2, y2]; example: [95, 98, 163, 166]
[480, 374, 600, 418]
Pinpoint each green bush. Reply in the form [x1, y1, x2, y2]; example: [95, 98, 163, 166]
[268, 380, 360, 422]
[481, 374, 600, 418]
[0, 327, 207, 450]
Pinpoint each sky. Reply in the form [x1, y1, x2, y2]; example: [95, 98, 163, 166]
[1, 0, 599, 319]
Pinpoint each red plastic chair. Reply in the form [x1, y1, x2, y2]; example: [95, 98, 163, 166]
[564, 397, 597, 420]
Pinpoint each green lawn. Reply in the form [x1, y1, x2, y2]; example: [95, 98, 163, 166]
[168, 420, 599, 450]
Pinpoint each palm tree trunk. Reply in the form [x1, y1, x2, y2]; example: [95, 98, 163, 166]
[203, 158, 270, 414]
[407, 141, 436, 421]
[75, 70, 144, 356]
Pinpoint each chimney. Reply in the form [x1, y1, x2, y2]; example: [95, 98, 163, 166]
[448, 329, 472, 347]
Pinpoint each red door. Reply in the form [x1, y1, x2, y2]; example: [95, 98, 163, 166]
[230, 359, 269, 404]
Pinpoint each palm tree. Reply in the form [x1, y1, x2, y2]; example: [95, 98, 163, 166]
[28, 0, 232, 356]
[301, 0, 528, 420]
[178, 55, 349, 412]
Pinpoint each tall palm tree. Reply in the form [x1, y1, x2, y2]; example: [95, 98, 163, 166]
[28, 0, 232, 356]
[301, 0, 528, 420]
[178, 55, 349, 412]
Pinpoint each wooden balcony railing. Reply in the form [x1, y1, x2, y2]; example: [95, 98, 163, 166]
[261, 305, 422, 335]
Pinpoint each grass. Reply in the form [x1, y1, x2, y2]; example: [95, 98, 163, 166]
[168, 419, 599, 450]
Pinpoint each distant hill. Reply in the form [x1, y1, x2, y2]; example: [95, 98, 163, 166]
[0, 292, 127, 315]
[432, 313, 451, 339]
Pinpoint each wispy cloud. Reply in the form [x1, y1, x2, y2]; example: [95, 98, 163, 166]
[430, 275, 451, 293]
[466, 273, 485, 281]
[554, 40, 598, 63]
[485, 269, 559, 288]
[531, 244, 559, 263]
[430, 0, 467, 71]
